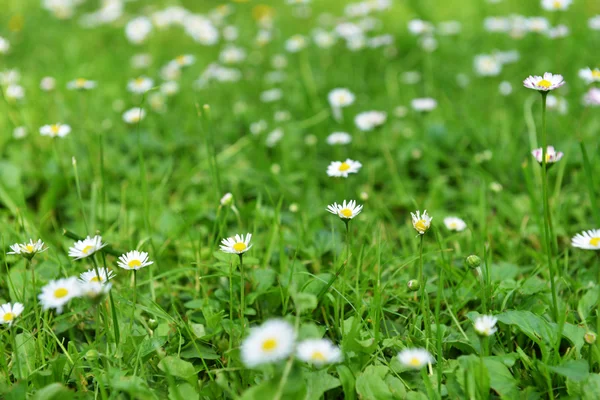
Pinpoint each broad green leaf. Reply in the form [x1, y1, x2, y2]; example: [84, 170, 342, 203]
[355, 366, 394, 400]
[336, 364, 356, 400]
[547, 360, 589, 382]
[158, 356, 196, 381]
[304, 370, 341, 400]
[168, 383, 199, 400]
[483, 358, 519, 398]
[31, 383, 74, 400]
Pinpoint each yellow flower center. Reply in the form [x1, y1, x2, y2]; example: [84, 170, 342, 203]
[135, 78, 145, 85]
[340, 208, 353, 218]
[409, 357, 421, 367]
[311, 351, 326, 361]
[233, 242, 247, 252]
[415, 219, 428, 232]
[91, 276, 102, 282]
[76, 78, 87, 87]
[176, 56, 186, 65]
[3, 312, 14, 322]
[589, 237, 600, 247]
[51, 124, 60, 134]
[262, 338, 277, 352]
[449, 222, 457, 229]
[82, 245, 93, 254]
[25, 244, 34, 253]
[338, 162, 351, 172]
[54, 288, 68, 298]
[537, 79, 552, 89]
[128, 259, 142, 268]
[592, 70, 600, 79]
[553, 0, 561, 8]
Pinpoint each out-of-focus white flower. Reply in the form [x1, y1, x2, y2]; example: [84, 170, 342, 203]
[5, 84, 25, 100]
[313, 29, 336, 48]
[408, 19, 434, 35]
[354, 111, 386, 131]
[285, 35, 308, 52]
[541, 0, 572, 11]
[125, 16, 152, 44]
[183, 15, 219, 45]
[241, 319, 295, 367]
[547, 24, 569, 38]
[13, 126, 27, 139]
[123, 108, 146, 124]
[223, 25, 238, 41]
[131, 53, 152, 69]
[266, 128, 284, 147]
[250, 120, 267, 135]
[474, 315, 498, 336]
[0, 37, 10, 54]
[419, 36, 437, 52]
[260, 88, 283, 103]
[327, 132, 352, 145]
[527, 17, 550, 33]
[499, 81, 513, 96]
[411, 98, 437, 112]
[584, 88, 600, 107]
[220, 46, 246, 65]
[438, 21, 461, 36]
[589, 16, 600, 31]
[297, 339, 343, 366]
[40, 123, 71, 138]
[474, 54, 501, 76]
[40, 76, 56, 91]
[579, 68, 600, 85]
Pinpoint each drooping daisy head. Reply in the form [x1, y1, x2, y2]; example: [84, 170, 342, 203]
[67, 78, 97, 91]
[7, 239, 48, 259]
[220, 233, 253, 255]
[123, 107, 146, 124]
[443, 217, 466, 232]
[411, 210, 432, 235]
[397, 348, 434, 369]
[328, 88, 355, 108]
[474, 315, 498, 337]
[40, 123, 71, 138]
[296, 338, 343, 366]
[326, 159, 362, 178]
[117, 250, 154, 271]
[241, 319, 296, 367]
[327, 200, 363, 220]
[220, 192, 234, 206]
[38, 277, 82, 314]
[0, 303, 24, 326]
[531, 146, 564, 165]
[523, 72, 565, 92]
[79, 268, 116, 284]
[572, 229, 600, 250]
[68, 235, 106, 260]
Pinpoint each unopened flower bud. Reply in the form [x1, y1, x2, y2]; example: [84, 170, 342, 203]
[407, 279, 420, 291]
[85, 349, 99, 361]
[585, 331, 597, 344]
[466, 255, 481, 269]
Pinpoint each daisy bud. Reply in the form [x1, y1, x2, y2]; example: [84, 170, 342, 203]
[465, 255, 481, 269]
[148, 318, 158, 329]
[407, 279, 420, 291]
[585, 332, 597, 344]
[85, 349, 99, 361]
[220, 193, 233, 206]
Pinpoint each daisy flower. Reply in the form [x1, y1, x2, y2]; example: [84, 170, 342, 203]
[285, 35, 308, 52]
[474, 54, 501, 77]
[411, 210, 432, 235]
[0, 36, 9, 54]
[67, 78, 97, 90]
[39, 277, 82, 314]
[220, 192, 234, 206]
[327, 132, 352, 145]
[523, 72, 565, 92]
[579, 67, 600, 85]
[474, 315, 498, 337]
[354, 111, 387, 131]
[443, 217, 466, 232]
[127, 76, 154, 94]
[117, 250, 154, 270]
[7, 239, 48, 259]
[68, 235, 106, 260]
[0, 303, 24, 326]
[296, 339, 343, 366]
[40, 123, 71, 138]
[241, 319, 296, 367]
[397, 348, 434, 369]
[541, 0, 572, 11]
[79, 281, 112, 300]
[584, 88, 600, 107]
[328, 88, 355, 109]
[411, 98, 437, 112]
[531, 146, 564, 165]
[40, 76, 56, 91]
[173, 54, 195, 68]
[123, 107, 146, 124]
[326, 200, 363, 220]
[327, 159, 362, 178]
[220, 233, 253, 254]
[572, 229, 600, 250]
[125, 16, 152, 44]
[79, 268, 116, 284]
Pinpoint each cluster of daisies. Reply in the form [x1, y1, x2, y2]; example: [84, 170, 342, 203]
[2, 236, 153, 322]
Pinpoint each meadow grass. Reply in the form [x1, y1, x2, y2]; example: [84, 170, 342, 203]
[1, 0, 600, 399]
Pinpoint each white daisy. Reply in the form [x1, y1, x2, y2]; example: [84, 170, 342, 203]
[160, 81, 179, 96]
[40, 123, 71, 138]
[327, 159, 362, 178]
[411, 210, 432, 234]
[297, 339, 343, 366]
[354, 111, 387, 131]
[443, 217, 467, 232]
[117, 250, 154, 270]
[474, 315, 498, 337]
[531, 146, 564, 165]
[474, 54, 501, 77]
[173, 54, 195, 67]
[7, 239, 48, 258]
[0, 303, 24, 326]
[0, 36, 10, 54]
[125, 16, 152, 44]
[127, 76, 154, 94]
[13, 126, 27, 139]
[541, 0, 572, 11]
[220, 233, 253, 255]
[285, 35, 308, 52]
[122, 107, 146, 124]
[584, 88, 600, 107]
[572, 229, 600, 250]
[40, 76, 56, 91]
[68, 235, 106, 260]
[6, 84, 25, 100]
[579, 67, 600, 85]
[79, 281, 112, 299]
[67, 78, 97, 90]
[523, 72, 565, 91]
[79, 268, 116, 284]
[241, 319, 296, 367]
[398, 348, 434, 369]
[326, 132, 352, 145]
[39, 277, 82, 314]
[411, 98, 437, 112]
[328, 88, 355, 108]
[326, 200, 363, 220]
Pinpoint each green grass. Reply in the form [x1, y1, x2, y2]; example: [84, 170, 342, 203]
[1, 0, 600, 399]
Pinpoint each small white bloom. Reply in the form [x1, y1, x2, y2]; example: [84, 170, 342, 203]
[68, 235, 106, 259]
[220, 46, 246, 65]
[398, 348, 434, 369]
[584, 88, 600, 107]
[13, 126, 27, 139]
[411, 210, 432, 234]
[0, 303, 24, 326]
[8, 239, 48, 258]
[40, 123, 71, 138]
[127, 76, 154, 94]
[589, 16, 600, 31]
[5, 84, 25, 100]
[541, 0, 572, 11]
[531, 146, 564, 165]
[443, 217, 467, 232]
[131, 53, 152, 69]
[39, 277, 82, 314]
[285, 35, 308, 52]
[408, 19, 434, 35]
[117, 250, 153, 270]
[579, 67, 600, 85]
[160, 81, 179, 96]
[499, 81, 513, 96]
[411, 98, 437, 112]
[354, 111, 387, 131]
[572, 229, 600, 250]
[67, 78, 97, 90]
[250, 120, 267, 135]
[474, 315, 498, 336]
[123, 107, 146, 124]
[125, 16, 152, 44]
[241, 319, 296, 367]
[523, 72, 565, 91]
[327, 200, 363, 220]
[220, 233, 253, 254]
[220, 193, 233, 206]
[327, 159, 362, 178]
[527, 17, 550, 33]
[297, 339, 342, 366]
[474, 54, 501, 77]
[260, 88, 283, 103]
[326, 132, 352, 145]
[40, 76, 56, 91]
[328, 88, 355, 108]
[0, 36, 10, 54]
[79, 268, 116, 284]
[266, 128, 284, 147]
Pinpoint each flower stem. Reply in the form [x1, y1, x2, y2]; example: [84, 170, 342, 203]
[239, 254, 246, 337]
[129, 270, 137, 334]
[418, 235, 431, 348]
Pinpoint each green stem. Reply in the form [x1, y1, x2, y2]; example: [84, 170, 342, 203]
[420, 367, 437, 399]
[418, 235, 431, 348]
[273, 312, 300, 400]
[129, 270, 137, 334]
[30, 260, 44, 365]
[239, 254, 246, 337]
